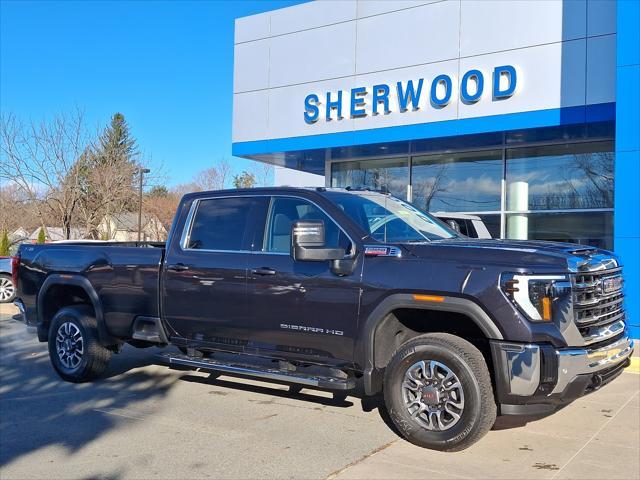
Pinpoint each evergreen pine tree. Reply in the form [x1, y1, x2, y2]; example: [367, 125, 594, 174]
[37, 227, 46, 244]
[96, 113, 139, 167]
[0, 231, 9, 256]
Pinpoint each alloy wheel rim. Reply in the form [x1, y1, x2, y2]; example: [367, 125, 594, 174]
[402, 359, 465, 431]
[0, 278, 14, 301]
[55, 322, 84, 369]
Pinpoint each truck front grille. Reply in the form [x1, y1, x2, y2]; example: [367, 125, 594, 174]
[572, 266, 626, 346]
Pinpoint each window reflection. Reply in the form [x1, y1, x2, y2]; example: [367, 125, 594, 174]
[506, 212, 613, 250]
[411, 150, 502, 212]
[506, 142, 614, 211]
[329, 141, 615, 250]
[331, 157, 408, 199]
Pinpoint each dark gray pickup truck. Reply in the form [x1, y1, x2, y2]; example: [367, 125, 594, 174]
[14, 187, 634, 451]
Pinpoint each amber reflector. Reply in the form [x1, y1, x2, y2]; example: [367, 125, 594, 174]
[413, 294, 445, 303]
[542, 297, 552, 321]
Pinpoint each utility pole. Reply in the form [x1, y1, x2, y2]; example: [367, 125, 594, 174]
[137, 168, 150, 243]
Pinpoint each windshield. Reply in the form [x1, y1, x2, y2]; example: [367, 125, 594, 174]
[322, 191, 457, 243]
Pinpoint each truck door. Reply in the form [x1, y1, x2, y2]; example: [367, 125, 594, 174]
[162, 195, 269, 346]
[246, 195, 361, 366]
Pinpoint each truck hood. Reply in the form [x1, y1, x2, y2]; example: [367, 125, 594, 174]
[399, 238, 608, 272]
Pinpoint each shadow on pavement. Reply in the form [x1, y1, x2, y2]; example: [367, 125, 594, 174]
[178, 371, 406, 438]
[0, 317, 178, 470]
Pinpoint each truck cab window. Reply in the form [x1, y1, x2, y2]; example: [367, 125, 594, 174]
[263, 197, 350, 253]
[188, 197, 262, 251]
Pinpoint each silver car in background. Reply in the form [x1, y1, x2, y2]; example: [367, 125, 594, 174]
[433, 213, 492, 239]
[0, 257, 15, 303]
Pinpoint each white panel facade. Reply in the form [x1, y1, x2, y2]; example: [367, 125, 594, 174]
[233, 0, 617, 144]
[269, 22, 356, 88]
[232, 90, 269, 142]
[356, 1, 439, 18]
[233, 40, 270, 93]
[270, 0, 356, 36]
[355, 1, 460, 74]
[459, 0, 586, 57]
[234, 12, 270, 44]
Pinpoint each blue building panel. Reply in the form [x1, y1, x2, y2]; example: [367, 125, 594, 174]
[615, 0, 640, 339]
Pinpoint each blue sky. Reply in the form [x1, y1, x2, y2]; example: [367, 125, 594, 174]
[0, 0, 305, 186]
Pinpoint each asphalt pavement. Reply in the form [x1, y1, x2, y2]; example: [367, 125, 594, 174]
[1, 303, 638, 480]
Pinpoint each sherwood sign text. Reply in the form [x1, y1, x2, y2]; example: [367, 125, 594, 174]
[304, 65, 518, 124]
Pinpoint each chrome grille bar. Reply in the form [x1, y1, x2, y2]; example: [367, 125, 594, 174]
[571, 258, 625, 345]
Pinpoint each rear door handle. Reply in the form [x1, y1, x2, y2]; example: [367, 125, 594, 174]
[251, 267, 277, 276]
[166, 263, 189, 272]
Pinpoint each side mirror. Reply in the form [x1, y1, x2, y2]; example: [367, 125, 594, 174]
[291, 220, 346, 262]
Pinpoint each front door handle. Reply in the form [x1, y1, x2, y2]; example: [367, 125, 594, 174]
[166, 263, 189, 272]
[251, 267, 277, 276]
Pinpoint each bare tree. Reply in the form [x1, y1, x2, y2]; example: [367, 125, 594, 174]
[0, 110, 90, 239]
[251, 161, 274, 187]
[193, 159, 233, 191]
[412, 164, 449, 211]
[0, 182, 41, 235]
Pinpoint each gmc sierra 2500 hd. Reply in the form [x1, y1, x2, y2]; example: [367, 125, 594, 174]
[14, 188, 633, 451]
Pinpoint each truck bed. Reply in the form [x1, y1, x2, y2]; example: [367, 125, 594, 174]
[17, 242, 165, 340]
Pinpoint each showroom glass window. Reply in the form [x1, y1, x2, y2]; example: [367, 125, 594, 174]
[505, 142, 613, 210]
[331, 157, 408, 199]
[411, 150, 502, 212]
[505, 141, 614, 249]
[411, 150, 502, 238]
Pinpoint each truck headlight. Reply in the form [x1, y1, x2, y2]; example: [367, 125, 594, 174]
[501, 274, 568, 322]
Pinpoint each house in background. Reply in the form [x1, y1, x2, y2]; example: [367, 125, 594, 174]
[9, 227, 29, 244]
[99, 213, 167, 242]
[28, 226, 86, 242]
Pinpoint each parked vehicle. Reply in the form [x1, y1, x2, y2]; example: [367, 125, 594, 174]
[0, 256, 16, 303]
[14, 188, 633, 451]
[433, 213, 492, 239]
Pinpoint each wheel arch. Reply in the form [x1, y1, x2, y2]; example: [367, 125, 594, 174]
[37, 274, 117, 346]
[358, 294, 503, 395]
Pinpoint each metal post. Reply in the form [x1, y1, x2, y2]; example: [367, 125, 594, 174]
[137, 168, 150, 243]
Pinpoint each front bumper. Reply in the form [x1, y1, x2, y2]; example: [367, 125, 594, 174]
[491, 335, 634, 416]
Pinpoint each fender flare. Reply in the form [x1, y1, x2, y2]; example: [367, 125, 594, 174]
[357, 293, 504, 395]
[37, 274, 117, 345]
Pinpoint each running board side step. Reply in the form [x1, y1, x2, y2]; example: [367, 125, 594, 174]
[157, 353, 355, 390]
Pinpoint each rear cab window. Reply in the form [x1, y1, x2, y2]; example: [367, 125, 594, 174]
[185, 196, 268, 251]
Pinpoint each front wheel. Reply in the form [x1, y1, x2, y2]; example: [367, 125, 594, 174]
[48, 306, 112, 383]
[383, 333, 496, 451]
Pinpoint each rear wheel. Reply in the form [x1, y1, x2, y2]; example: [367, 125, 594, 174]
[48, 306, 112, 382]
[0, 274, 15, 304]
[383, 333, 496, 451]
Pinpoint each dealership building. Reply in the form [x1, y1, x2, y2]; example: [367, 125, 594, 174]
[232, 0, 639, 337]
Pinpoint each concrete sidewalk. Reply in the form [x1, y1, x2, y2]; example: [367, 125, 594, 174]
[330, 361, 640, 480]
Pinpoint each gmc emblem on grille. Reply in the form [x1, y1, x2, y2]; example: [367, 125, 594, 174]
[602, 275, 623, 294]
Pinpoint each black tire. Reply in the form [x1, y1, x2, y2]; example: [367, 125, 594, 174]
[0, 274, 16, 304]
[48, 306, 112, 383]
[383, 333, 496, 451]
